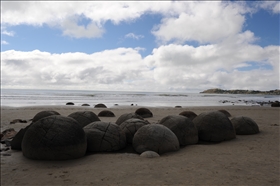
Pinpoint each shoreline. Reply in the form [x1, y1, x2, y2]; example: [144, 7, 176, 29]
[1, 105, 279, 185]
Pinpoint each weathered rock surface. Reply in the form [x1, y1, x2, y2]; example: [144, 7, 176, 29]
[83, 121, 126, 152]
[135, 108, 153, 118]
[22, 115, 87, 160]
[115, 113, 144, 125]
[119, 118, 150, 144]
[193, 111, 236, 142]
[68, 111, 100, 128]
[159, 115, 198, 146]
[231, 116, 259, 135]
[133, 124, 180, 155]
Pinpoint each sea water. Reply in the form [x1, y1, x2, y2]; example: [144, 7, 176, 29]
[1, 89, 279, 108]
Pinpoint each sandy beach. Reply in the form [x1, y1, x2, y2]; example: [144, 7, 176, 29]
[1, 105, 279, 186]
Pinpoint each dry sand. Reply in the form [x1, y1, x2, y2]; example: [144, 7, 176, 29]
[1, 105, 279, 186]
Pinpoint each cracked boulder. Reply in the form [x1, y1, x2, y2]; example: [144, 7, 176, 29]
[83, 121, 126, 152]
[68, 111, 100, 128]
[159, 115, 198, 146]
[135, 108, 153, 118]
[193, 111, 236, 142]
[119, 118, 150, 144]
[115, 113, 144, 125]
[22, 115, 87, 160]
[133, 124, 180, 155]
[231, 116, 259, 135]
[179, 111, 197, 121]
[32, 110, 60, 123]
[98, 110, 115, 117]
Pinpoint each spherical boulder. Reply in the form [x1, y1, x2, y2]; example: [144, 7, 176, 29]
[115, 113, 144, 125]
[231, 116, 259, 135]
[82, 103, 90, 106]
[32, 110, 60, 123]
[140, 151, 160, 158]
[94, 103, 107, 108]
[98, 110, 115, 117]
[119, 118, 150, 144]
[11, 126, 30, 150]
[218, 109, 231, 117]
[83, 122, 126, 152]
[179, 111, 197, 121]
[159, 115, 198, 146]
[66, 102, 74, 105]
[193, 111, 236, 142]
[133, 124, 180, 155]
[21, 115, 87, 160]
[68, 111, 100, 128]
[135, 108, 153, 118]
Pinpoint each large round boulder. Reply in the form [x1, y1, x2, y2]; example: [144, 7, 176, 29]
[133, 124, 180, 155]
[115, 113, 144, 125]
[193, 111, 236, 142]
[21, 115, 87, 160]
[119, 118, 150, 144]
[231, 116, 259, 135]
[32, 110, 60, 123]
[83, 122, 126, 152]
[179, 111, 197, 121]
[135, 108, 153, 118]
[68, 111, 100, 128]
[159, 115, 198, 146]
[94, 103, 107, 108]
[218, 109, 231, 117]
[98, 110, 115, 117]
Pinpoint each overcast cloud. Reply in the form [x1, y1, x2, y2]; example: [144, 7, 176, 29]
[1, 1, 279, 92]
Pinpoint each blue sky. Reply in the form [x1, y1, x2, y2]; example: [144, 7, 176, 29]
[1, 1, 279, 92]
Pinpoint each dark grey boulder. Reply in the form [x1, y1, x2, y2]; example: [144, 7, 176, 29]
[179, 111, 197, 120]
[82, 103, 90, 106]
[231, 116, 259, 135]
[218, 109, 231, 117]
[68, 111, 100, 128]
[135, 108, 153, 118]
[119, 118, 150, 144]
[271, 101, 280, 107]
[66, 102, 74, 105]
[22, 115, 87, 160]
[115, 113, 144, 125]
[193, 111, 236, 142]
[32, 110, 60, 123]
[94, 103, 107, 108]
[133, 124, 180, 155]
[83, 121, 126, 152]
[140, 151, 160, 158]
[98, 110, 115, 117]
[11, 126, 30, 150]
[159, 115, 198, 146]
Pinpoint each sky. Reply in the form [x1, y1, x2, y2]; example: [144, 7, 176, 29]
[1, 1, 279, 93]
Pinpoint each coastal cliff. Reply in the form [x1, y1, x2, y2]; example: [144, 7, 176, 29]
[200, 88, 280, 95]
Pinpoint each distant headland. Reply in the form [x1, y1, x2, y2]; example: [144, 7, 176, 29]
[200, 88, 280, 95]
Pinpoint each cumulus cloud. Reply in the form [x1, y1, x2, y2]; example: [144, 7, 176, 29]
[125, 33, 144, 40]
[258, 1, 280, 14]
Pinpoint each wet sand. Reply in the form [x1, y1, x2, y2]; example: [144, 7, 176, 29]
[1, 105, 279, 185]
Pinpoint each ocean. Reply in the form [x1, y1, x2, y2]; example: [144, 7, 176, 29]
[1, 89, 279, 108]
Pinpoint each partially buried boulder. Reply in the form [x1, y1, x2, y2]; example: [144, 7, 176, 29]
[119, 118, 150, 144]
[193, 111, 236, 142]
[68, 111, 100, 128]
[115, 113, 144, 125]
[218, 109, 231, 117]
[133, 124, 179, 155]
[135, 108, 153, 118]
[231, 116, 259, 135]
[21, 115, 87, 160]
[83, 121, 126, 152]
[98, 110, 115, 117]
[32, 110, 60, 123]
[179, 111, 197, 121]
[140, 151, 160, 158]
[159, 115, 198, 146]
[94, 103, 107, 108]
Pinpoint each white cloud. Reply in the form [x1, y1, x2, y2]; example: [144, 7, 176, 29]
[1, 40, 9, 45]
[1, 30, 15, 37]
[151, 1, 252, 44]
[125, 33, 144, 40]
[258, 1, 280, 14]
